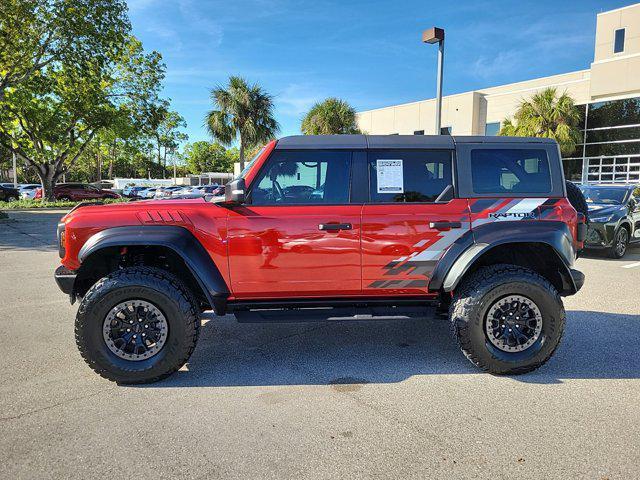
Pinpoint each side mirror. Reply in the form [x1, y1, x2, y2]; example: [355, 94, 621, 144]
[224, 178, 246, 205]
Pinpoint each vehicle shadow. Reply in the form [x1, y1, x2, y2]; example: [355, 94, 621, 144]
[140, 309, 640, 388]
[581, 243, 640, 262]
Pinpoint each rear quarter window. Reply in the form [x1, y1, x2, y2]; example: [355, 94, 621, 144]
[470, 149, 552, 194]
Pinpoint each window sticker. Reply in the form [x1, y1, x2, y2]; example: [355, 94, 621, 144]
[376, 159, 404, 193]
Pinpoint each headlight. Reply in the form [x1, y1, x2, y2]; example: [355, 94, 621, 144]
[57, 222, 66, 258]
[590, 214, 615, 223]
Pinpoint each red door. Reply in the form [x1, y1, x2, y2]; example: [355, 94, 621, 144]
[361, 149, 471, 296]
[227, 205, 361, 298]
[362, 202, 471, 296]
[226, 149, 361, 298]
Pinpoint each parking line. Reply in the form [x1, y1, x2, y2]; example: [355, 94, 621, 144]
[622, 261, 640, 269]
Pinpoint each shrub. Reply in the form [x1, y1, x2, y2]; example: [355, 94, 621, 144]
[0, 198, 130, 210]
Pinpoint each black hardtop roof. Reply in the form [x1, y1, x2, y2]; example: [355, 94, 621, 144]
[275, 134, 556, 150]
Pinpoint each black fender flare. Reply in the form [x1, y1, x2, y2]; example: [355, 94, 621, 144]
[429, 221, 578, 295]
[78, 226, 229, 311]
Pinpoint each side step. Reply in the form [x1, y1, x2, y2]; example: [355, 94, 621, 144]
[233, 305, 436, 323]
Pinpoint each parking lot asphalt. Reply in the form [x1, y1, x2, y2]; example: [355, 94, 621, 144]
[1, 210, 639, 479]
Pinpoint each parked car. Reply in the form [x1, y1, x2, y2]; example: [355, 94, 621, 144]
[171, 186, 205, 198]
[136, 188, 158, 199]
[92, 180, 115, 190]
[200, 185, 225, 196]
[55, 135, 586, 384]
[34, 183, 121, 201]
[580, 183, 640, 258]
[123, 186, 148, 198]
[18, 184, 41, 199]
[0, 184, 20, 202]
[154, 186, 184, 198]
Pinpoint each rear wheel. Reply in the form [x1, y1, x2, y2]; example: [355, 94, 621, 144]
[449, 264, 565, 375]
[75, 266, 200, 384]
[609, 227, 629, 259]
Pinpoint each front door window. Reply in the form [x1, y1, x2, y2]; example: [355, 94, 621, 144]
[249, 150, 351, 205]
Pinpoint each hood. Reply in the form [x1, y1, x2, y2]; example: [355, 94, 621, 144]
[587, 204, 623, 216]
[61, 197, 214, 222]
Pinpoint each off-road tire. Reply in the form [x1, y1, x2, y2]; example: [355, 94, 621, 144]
[609, 226, 629, 259]
[449, 264, 565, 375]
[565, 180, 588, 223]
[75, 266, 200, 384]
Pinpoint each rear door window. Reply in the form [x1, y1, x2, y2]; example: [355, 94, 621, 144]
[470, 149, 552, 194]
[367, 150, 453, 203]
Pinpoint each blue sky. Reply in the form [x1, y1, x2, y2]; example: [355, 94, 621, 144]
[127, 0, 632, 145]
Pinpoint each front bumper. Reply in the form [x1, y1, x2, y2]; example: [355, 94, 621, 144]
[54, 265, 76, 296]
[584, 221, 616, 249]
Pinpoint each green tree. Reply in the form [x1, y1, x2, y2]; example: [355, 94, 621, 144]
[183, 141, 236, 174]
[0, 33, 165, 199]
[0, 0, 130, 101]
[499, 88, 582, 156]
[206, 76, 279, 170]
[301, 98, 362, 135]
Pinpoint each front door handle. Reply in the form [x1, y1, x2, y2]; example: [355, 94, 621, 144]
[429, 221, 462, 231]
[319, 223, 352, 231]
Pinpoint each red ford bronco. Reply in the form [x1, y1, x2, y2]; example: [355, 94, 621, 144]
[55, 135, 586, 383]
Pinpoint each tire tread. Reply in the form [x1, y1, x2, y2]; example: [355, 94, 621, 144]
[449, 264, 565, 375]
[75, 266, 200, 384]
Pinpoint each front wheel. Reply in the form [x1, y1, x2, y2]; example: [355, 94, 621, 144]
[609, 227, 628, 259]
[449, 264, 565, 375]
[75, 266, 200, 384]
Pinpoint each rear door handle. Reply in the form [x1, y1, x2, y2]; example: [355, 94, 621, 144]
[429, 221, 462, 230]
[319, 223, 352, 231]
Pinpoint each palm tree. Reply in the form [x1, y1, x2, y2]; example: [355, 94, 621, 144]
[206, 76, 279, 170]
[301, 98, 362, 135]
[499, 87, 582, 156]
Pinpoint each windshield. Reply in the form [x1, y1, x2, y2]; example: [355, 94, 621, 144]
[580, 186, 628, 205]
[236, 146, 267, 180]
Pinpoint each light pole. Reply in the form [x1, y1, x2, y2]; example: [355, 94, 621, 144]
[422, 27, 445, 135]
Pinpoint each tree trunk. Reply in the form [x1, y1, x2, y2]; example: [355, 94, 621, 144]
[35, 164, 57, 201]
[239, 139, 245, 172]
[108, 140, 116, 179]
[96, 141, 102, 182]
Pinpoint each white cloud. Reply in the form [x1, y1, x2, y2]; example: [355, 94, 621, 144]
[126, 0, 160, 12]
[276, 84, 324, 117]
[177, 0, 224, 47]
[471, 50, 524, 81]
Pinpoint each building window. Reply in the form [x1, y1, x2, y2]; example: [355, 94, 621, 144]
[413, 130, 424, 135]
[485, 122, 500, 136]
[614, 28, 625, 54]
[440, 126, 452, 135]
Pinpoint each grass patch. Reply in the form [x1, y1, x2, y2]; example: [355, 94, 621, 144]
[0, 198, 130, 210]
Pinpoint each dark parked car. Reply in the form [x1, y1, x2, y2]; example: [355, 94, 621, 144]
[0, 184, 20, 202]
[35, 183, 121, 201]
[580, 184, 640, 258]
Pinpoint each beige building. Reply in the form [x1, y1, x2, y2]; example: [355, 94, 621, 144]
[356, 3, 640, 183]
